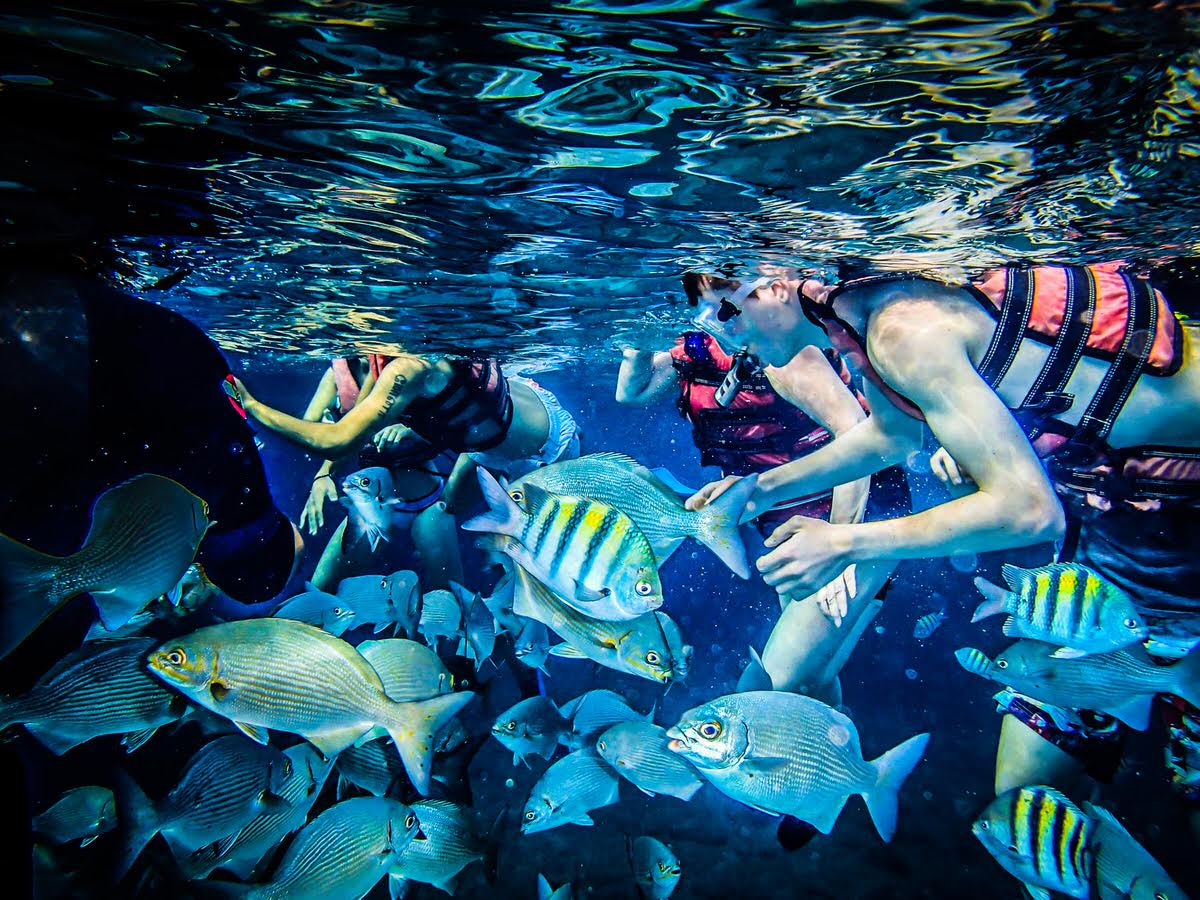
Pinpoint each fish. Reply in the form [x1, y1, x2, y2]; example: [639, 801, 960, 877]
[451, 582, 497, 666]
[481, 574, 524, 636]
[212, 796, 421, 899]
[515, 452, 757, 577]
[972, 786, 1093, 900]
[0, 473, 212, 658]
[538, 874, 574, 900]
[560, 689, 649, 740]
[973, 563, 1149, 658]
[358, 638, 454, 701]
[1082, 801, 1187, 900]
[387, 800, 486, 895]
[419, 589, 464, 646]
[273, 584, 356, 637]
[514, 618, 552, 673]
[337, 571, 421, 637]
[32, 786, 116, 848]
[180, 744, 336, 881]
[630, 836, 681, 899]
[521, 748, 621, 835]
[912, 610, 946, 640]
[337, 740, 410, 799]
[666, 691, 929, 841]
[114, 735, 292, 876]
[148, 618, 474, 794]
[0, 637, 189, 754]
[463, 467, 664, 621]
[954, 642, 1200, 731]
[508, 562, 682, 684]
[596, 722, 704, 801]
[341, 466, 411, 552]
[492, 696, 573, 766]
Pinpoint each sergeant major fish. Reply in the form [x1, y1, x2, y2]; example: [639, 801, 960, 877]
[464, 468, 664, 621]
[912, 610, 946, 641]
[666, 691, 929, 841]
[521, 748, 621, 835]
[630, 836, 681, 899]
[973, 563, 1148, 658]
[148, 618, 474, 794]
[0, 473, 212, 658]
[515, 452, 756, 577]
[32, 786, 116, 848]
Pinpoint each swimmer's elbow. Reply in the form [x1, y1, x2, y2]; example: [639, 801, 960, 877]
[1017, 494, 1066, 544]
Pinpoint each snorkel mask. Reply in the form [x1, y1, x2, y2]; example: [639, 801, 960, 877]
[691, 276, 769, 407]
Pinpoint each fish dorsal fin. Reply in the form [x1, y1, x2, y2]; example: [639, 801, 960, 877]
[83, 475, 181, 545]
[999, 563, 1027, 593]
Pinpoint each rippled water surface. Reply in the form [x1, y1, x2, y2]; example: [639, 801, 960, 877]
[2, 0, 1199, 365]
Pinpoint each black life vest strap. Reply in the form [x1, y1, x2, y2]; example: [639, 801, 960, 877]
[978, 267, 1035, 388]
[694, 406, 798, 455]
[1072, 272, 1157, 446]
[1020, 266, 1096, 411]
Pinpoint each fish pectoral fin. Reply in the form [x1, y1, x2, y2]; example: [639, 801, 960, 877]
[94, 590, 151, 632]
[210, 681, 232, 703]
[636, 786, 656, 798]
[602, 632, 633, 650]
[570, 813, 595, 827]
[549, 643, 588, 659]
[307, 725, 369, 756]
[1021, 883, 1051, 900]
[234, 721, 270, 745]
[1049, 646, 1089, 660]
[24, 723, 83, 756]
[213, 830, 241, 859]
[121, 727, 160, 753]
[1107, 694, 1154, 731]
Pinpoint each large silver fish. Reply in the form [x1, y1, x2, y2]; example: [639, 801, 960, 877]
[1083, 801, 1186, 900]
[597, 722, 704, 801]
[115, 735, 291, 876]
[181, 744, 336, 881]
[273, 584, 356, 637]
[337, 571, 421, 637]
[515, 453, 756, 577]
[0, 474, 212, 658]
[509, 562, 683, 684]
[224, 796, 421, 900]
[358, 638, 454, 701]
[630, 836, 681, 900]
[148, 619, 474, 794]
[32, 786, 115, 848]
[955, 642, 1200, 730]
[521, 748, 621, 835]
[666, 691, 929, 841]
[388, 800, 486, 895]
[0, 637, 188, 754]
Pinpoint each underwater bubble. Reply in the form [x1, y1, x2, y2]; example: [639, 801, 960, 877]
[922, 790, 933, 801]
[505, 778, 514, 789]
[874, 625, 886, 635]
[905, 668, 919, 680]
[480, 771, 488, 783]
[950, 552, 978, 573]
[906, 449, 932, 474]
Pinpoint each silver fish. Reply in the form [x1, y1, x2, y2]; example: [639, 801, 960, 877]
[560, 689, 648, 741]
[341, 466, 408, 552]
[0, 637, 188, 754]
[0, 474, 212, 658]
[115, 734, 292, 876]
[912, 610, 946, 640]
[1083, 801, 1187, 900]
[358, 638, 454, 701]
[597, 722, 704, 801]
[273, 585, 356, 637]
[419, 589, 463, 646]
[630, 836, 681, 899]
[181, 744, 336, 881]
[955, 642, 1200, 730]
[451, 582, 496, 666]
[225, 796, 421, 899]
[388, 799, 486, 895]
[666, 691, 929, 841]
[148, 618, 474, 794]
[509, 562, 681, 684]
[337, 740, 409, 799]
[538, 874, 574, 900]
[521, 748, 621, 835]
[481, 573, 524, 636]
[516, 452, 756, 577]
[32, 786, 116, 847]
[492, 696, 572, 766]
[514, 618, 552, 673]
[337, 571, 421, 637]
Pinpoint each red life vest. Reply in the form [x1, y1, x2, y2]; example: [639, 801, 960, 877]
[330, 354, 392, 417]
[669, 331, 858, 476]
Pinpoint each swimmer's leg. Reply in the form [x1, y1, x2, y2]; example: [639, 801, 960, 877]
[994, 713, 1088, 796]
[412, 502, 464, 590]
[761, 559, 894, 699]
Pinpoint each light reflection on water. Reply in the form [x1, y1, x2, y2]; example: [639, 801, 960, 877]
[1, 1, 1198, 367]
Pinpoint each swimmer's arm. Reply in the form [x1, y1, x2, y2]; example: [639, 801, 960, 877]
[843, 335, 1065, 563]
[766, 347, 871, 524]
[615, 349, 677, 405]
[241, 359, 424, 459]
[302, 368, 338, 422]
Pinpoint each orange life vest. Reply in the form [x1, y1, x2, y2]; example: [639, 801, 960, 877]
[330, 354, 392, 417]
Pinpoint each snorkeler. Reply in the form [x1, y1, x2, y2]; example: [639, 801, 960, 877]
[683, 262, 1200, 831]
[615, 274, 911, 700]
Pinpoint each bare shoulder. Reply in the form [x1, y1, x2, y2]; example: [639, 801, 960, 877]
[379, 354, 444, 395]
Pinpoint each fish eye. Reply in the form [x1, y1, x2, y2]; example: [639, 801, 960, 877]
[698, 721, 722, 740]
[283, 760, 293, 777]
[405, 813, 416, 829]
[201, 500, 211, 517]
[646, 650, 661, 665]
[995, 659, 1008, 669]
[597, 740, 606, 752]
[1155, 893, 1168, 900]
[978, 821, 989, 830]
[165, 648, 187, 666]
[333, 607, 343, 616]
[1123, 617, 1138, 629]
[506, 721, 516, 730]
[635, 580, 653, 597]
[659, 863, 671, 874]
[524, 811, 536, 821]
[509, 489, 524, 503]
[360, 477, 370, 487]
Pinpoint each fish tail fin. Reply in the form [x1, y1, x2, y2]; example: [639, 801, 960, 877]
[1169, 647, 1200, 709]
[693, 474, 757, 579]
[971, 576, 1011, 623]
[112, 768, 161, 882]
[863, 732, 930, 842]
[385, 691, 475, 797]
[0, 532, 65, 659]
[461, 469, 524, 536]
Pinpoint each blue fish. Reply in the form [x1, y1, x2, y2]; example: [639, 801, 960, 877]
[341, 467, 409, 552]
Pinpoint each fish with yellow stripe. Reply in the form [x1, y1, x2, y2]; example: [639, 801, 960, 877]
[463, 468, 663, 622]
[972, 562, 1148, 659]
[972, 785, 1094, 900]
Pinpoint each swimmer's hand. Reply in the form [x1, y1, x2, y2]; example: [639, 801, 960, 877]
[373, 423, 414, 452]
[812, 566, 858, 627]
[229, 376, 257, 411]
[685, 475, 743, 512]
[758, 515, 854, 610]
[301, 474, 337, 535]
[930, 446, 972, 487]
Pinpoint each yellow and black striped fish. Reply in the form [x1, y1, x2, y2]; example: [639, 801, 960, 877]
[972, 785, 1094, 899]
[972, 562, 1147, 658]
[463, 468, 663, 622]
